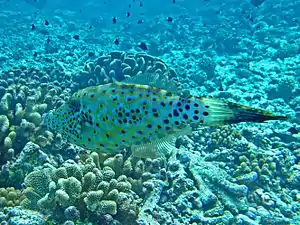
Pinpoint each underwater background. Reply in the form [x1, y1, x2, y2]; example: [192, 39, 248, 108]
[0, 0, 299, 224]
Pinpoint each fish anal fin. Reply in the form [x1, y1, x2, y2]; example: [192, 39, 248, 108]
[131, 126, 192, 159]
[131, 135, 177, 159]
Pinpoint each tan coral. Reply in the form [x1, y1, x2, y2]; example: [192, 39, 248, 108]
[0, 187, 25, 208]
[23, 153, 142, 223]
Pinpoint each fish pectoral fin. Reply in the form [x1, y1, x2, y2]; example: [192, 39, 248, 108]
[131, 126, 192, 159]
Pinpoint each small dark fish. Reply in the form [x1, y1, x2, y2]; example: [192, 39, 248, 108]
[73, 34, 80, 40]
[33, 51, 38, 57]
[167, 17, 173, 22]
[219, 84, 224, 91]
[138, 42, 147, 50]
[46, 36, 50, 44]
[127, 12, 131, 17]
[137, 19, 143, 24]
[172, 0, 176, 3]
[114, 38, 120, 45]
[88, 52, 95, 57]
[89, 25, 92, 29]
[250, 0, 266, 7]
[24, 0, 47, 9]
[44, 20, 49, 26]
[246, 14, 254, 22]
[112, 17, 117, 24]
[140, 2, 143, 7]
[31, 24, 35, 30]
[287, 127, 298, 135]
[129, 4, 131, 8]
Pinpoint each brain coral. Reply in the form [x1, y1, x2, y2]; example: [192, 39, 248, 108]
[74, 51, 178, 89]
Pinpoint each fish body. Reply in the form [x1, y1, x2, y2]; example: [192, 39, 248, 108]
[250, 0, 266, 7]
[44, 81, 287, 157]
[24, 0, 47, 9]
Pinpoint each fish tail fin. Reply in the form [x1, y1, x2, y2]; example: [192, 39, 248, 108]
[200, 97, 289, 126]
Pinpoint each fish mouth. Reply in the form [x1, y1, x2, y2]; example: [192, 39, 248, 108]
[41, 110, 53, 129]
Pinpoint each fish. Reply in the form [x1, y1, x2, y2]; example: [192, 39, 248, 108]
[167, 17, 173, 23]
[73, 35, 80, 40]
[24, 0, 47, 9]
[114, 38, 120, 45]
[43, 75, 288, 158]
[138, 42, 148, 50]
[250, 0, 266, 7]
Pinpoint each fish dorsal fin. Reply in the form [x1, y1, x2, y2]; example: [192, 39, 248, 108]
[131, 126, 192, 159]
[112, 77, 120, 84]
[121, 72, 180, 94]
[124, 72, 159, 86]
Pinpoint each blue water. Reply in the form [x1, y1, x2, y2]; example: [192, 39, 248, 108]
[0, 0, 299, 224]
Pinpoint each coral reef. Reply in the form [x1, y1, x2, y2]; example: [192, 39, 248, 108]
[0, 1, 299, 223]
[0, 50, 180, 188]
[0, 207, 46, 225]
[0, 187, 25, 208]
[22, 152, 164, 224]
[0, 142, 63, 188]
[136, 124, 299, 225]
[0, 68, 68, 167]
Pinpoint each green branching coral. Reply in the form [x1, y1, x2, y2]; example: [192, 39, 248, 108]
[0, 187, 25, 208]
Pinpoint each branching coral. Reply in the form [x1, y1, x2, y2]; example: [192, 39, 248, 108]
[0, 187, 25, 208]
[22, 153, 144, 224]
[0, 68, 69, 167]
[0, 142, 59, 188]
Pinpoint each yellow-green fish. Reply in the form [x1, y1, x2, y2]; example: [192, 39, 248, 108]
[44, 79, 288, 158]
